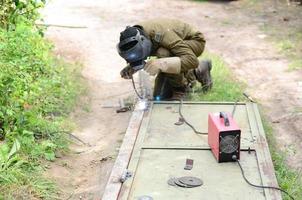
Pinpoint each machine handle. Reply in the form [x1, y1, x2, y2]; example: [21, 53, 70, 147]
[219, 112, 230, 126]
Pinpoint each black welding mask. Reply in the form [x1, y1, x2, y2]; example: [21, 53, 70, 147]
[117, 26, 152, 71]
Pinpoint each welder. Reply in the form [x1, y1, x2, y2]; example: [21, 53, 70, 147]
[117, 18, 213, 100]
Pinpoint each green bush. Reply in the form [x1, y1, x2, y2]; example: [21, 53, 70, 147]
[0, 0, 45, 30]
[0, 23, 81, 199]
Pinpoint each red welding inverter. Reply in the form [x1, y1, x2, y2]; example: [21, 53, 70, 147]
[208, 112, 241, 163]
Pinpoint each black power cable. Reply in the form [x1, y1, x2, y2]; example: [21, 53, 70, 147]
[176, 81, 215, 135]
[233, 156, 295, 200]
[231, 100, 238, 117]
[178, 98, 207, 135]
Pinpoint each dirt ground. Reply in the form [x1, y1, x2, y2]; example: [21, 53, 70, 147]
[42, 0, 302, 199]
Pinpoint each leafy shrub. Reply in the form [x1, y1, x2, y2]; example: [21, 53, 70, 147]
[0, 23, 81, 199]
[0, 0, 45, 30]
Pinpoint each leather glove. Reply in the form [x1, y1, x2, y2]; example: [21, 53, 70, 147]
[144, 57, 181, 76]
[120, 64, 135, 79]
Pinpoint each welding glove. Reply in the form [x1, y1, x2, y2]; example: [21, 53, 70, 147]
[120, 64, 135, 79]
[144, 57, 181, 76]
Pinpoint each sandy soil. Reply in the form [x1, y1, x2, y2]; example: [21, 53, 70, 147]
[42, 0, 302, 199]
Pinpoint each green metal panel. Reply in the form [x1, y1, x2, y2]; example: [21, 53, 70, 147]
[128, 150, 264, 200]
[116, 102, 282, 200]
[144, 103, 254, 149]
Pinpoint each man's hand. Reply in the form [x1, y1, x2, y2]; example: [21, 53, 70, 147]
[120, 65, 134, 79]
[144, 57, 181, 76]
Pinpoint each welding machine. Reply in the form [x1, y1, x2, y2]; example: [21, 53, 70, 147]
[208, 112, 241, 163]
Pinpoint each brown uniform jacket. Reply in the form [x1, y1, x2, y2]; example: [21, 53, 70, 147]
[137, 18, 205, 72]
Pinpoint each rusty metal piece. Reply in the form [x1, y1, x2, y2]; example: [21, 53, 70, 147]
[184, 158, 194, 170]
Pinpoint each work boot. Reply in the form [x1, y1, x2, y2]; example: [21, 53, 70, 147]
[194, 60, 213, 92]
[170, 87, 186, 100]
[170, 91, 186, 100]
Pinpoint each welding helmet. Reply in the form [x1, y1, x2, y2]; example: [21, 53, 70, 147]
[117, 26, 152, 71]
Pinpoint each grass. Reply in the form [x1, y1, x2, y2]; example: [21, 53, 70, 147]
[190, 52, 302, 200]
[277, 28, 302, 70]
[262, 115, 302, 200]
[288, 58, 302, 70]
[278, 40, 295, 53]
[277, 39, 302, 70]
[0, 22, 83, 199]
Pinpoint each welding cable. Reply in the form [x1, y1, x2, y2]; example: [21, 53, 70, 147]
[178, 98, 208, 135]
[231, 100, 238, 117]
[235, 158, 295, 200]
[232, 91, 258, 117]
[177, 87, 239, 135]
[243, 92, 256, 103]
[176, 81, 213, 135]
[131, 76, 143, 99]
